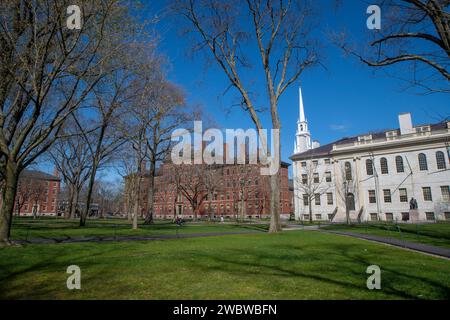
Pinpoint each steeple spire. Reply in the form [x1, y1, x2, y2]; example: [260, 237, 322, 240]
[294, 86, 311, 154]
[299, 87, 305, 122]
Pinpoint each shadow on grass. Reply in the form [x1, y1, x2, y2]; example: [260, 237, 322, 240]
[186, 241, 450, 300]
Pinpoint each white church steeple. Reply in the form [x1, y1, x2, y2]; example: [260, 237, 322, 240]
[294, 87, 312, 154]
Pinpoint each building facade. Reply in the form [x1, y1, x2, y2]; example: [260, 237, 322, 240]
[290, 89, 450, 223]
[124, 149, 293, 220]
[14, 169, 61, 217]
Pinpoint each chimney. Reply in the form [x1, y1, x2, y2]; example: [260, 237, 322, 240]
[399, 113, 414, 135]
[312, 140, 321, 149]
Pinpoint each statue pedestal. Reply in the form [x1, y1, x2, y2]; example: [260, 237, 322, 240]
[409, 209, 420, 223]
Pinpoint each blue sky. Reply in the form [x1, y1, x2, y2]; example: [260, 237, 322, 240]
[147, 0, 449, 175]
[37, 0, 449, 182]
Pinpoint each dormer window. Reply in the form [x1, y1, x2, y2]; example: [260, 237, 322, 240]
[386, 130, 398, 138]
[416, 125, 430, 133]
[358, 135, 372, 143]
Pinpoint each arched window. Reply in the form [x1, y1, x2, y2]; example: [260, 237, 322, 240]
[396, 156, 404, 173]
[436, 151, 446, 170]
[380, 158, 389, 174]
[346, 193, 355, 211]
[366, 159, 374, 176]
[418, 153, 428, 171]
[345, 162, 352, 181]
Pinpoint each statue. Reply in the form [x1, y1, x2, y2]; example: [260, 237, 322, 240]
[409, 198, 418, 210]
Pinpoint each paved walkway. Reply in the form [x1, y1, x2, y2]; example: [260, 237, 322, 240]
[321, 230, 450, 259]
[13, 230, 263, 245]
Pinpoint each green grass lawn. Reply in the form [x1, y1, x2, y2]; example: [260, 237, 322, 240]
[0, 231, 449, 299]
[322, 223, 450, 249]
[10, 217, 269, 240]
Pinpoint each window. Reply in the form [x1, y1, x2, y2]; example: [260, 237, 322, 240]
[301, 162, 307, 168]
[327, 193, 333, 205]
[302, 174, 308, 185]
[445, 212, 450, 221]
[312, 160, 318, 167]
[396, 156, 404, 173]
[315, 214, 322, 220]
[315, 194, 321, 206]
[370, 213, 378, 221]
[383, 189, 392, 203]
[402, 212, 410, 221]
[441, 186, 450, 202]
[324, 159, 331, 165]
[366, 159, 374, 175]
[399, 188, 408, 203]
[425, 212, 435, 221]
[369, 190, 376, 203]
[418, 153, 428, 171]
[385, 213, 393, 221]
[380, 158, 389, 174]
[303, 214, 310, 220]
[313, 173, 319, 184]
[325, 172, 332, 182]
[423, 187, 432, 201]
[345, 162, 352, 181]
[303, 194, 309, 206]
[436, 151, 446, 170]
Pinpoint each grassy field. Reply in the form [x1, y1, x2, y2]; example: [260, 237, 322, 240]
[0, 229, 449, 299]
[9, 217, 268, 240]
[322, 223, 450, 249]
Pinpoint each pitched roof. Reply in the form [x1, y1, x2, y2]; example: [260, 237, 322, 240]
[21, 170, 61, 181]
[290, 121, 448, 161]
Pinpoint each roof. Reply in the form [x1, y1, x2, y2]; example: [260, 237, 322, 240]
[290, 121, 449, 161]
[21, 170, 61, 181]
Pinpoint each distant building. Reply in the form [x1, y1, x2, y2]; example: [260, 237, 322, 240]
[124, 146, 293, 220]
[14, 169, 61, 217]
[291, 88, 450, 223]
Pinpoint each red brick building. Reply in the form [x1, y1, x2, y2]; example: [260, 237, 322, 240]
[13, 169, 61, 217]
[125, 155, 293, 220]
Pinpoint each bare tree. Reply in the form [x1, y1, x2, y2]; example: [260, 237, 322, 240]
[49, 117, 92, 219]
[77, 37, 161, 227]
[294, 160, 330, 223]
[29, 180, 47, 219]
[334, 160, 360, 225]
[0, 0, 134, 244]
[174, 0, 320, 232]
[15, 177, 33, 217]
[143, 79, 191, 224]
[335, 0, 449, 94]
[175, 164, 208, 221]
[118, 145, 146, 229]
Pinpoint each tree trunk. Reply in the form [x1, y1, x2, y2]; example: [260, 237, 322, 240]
[346, 199, 350, 225]
[193, 204, 198, 221]
[66, 184, 74, 219]
[0, 161, 19, 245]
[269, 172, 282, 233]
[133, 199, 139, 230]
[80, 158, 99, 227]
[144, 157, 156, 225]
[309, 200, 313, 224]
[71, 187, 80, 219]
